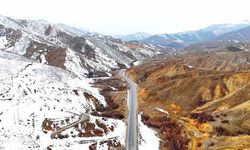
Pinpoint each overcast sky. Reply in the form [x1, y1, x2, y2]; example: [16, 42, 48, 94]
[0, 0, 250, 35]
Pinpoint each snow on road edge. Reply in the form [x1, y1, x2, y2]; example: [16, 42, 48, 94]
[138, 113, 160, 150]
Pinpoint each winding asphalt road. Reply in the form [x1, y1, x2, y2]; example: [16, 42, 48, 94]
[50, 114, 90, 139]
[119, 69, 138, 150]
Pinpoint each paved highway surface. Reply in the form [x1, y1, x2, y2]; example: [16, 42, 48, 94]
[120, 69, 138, 150]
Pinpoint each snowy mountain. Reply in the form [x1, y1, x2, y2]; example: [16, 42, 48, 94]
[142, 23, 250, 48]
[116, 32, 152, 41]
[57, 23, 89, 36]
[0, 15, 164, 78]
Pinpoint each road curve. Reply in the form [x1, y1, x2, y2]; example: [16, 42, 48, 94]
[50, 114, 90, 139]
[119, 69, 138, 150]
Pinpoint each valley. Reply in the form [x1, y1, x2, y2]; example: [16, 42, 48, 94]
[0, 14, 250, 150]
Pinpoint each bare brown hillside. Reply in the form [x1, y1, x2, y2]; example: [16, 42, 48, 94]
[127, 49, 250, 150]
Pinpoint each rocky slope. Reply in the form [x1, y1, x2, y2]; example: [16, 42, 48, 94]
[127, 47, 250, 149]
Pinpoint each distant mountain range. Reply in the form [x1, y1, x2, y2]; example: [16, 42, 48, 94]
[1, 14, 250, 58]
[117, 22, 250, 49]
[215, 26, 250, 42]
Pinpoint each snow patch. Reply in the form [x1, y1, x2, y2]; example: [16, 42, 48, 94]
[40, 54, 47, 64]
[155, 107, 169, 115]
[185, 64, 194, 68]
[138, 113, 160, 150]
[0, 36, 7, 49]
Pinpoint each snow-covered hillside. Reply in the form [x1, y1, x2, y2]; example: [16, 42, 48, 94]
[0, 51, 125, 149]
[0, 15, 165, 149]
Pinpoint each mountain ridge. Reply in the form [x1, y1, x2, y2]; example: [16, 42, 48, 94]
[116, 32, 152, 41]
[141, 23, 250, 48]
[0, 15, 164, 78]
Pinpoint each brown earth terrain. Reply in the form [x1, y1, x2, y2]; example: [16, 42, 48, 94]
[92, 75, 128, 119]
[127, 48, 250, 150]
